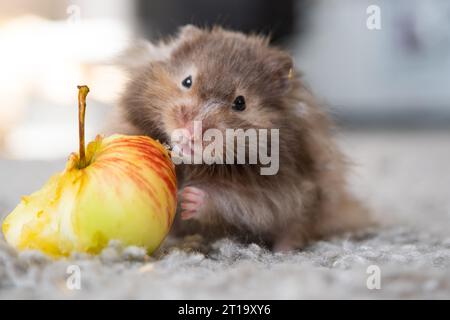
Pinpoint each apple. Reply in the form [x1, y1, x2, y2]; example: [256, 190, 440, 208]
[2, 86, 177, 257]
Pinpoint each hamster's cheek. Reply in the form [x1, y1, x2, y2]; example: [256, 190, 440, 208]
[240, 106, 275, 129]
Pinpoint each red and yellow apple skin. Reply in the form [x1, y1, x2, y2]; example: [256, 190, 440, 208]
[1, 134, 177, 258]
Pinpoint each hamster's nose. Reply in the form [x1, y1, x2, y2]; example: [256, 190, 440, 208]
[177, 105, 194, 124]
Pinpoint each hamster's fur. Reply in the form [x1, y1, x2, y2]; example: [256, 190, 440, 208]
[110, 26, 371, 251]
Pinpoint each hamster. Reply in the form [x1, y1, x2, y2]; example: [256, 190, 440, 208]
[111, 25, 371, 251]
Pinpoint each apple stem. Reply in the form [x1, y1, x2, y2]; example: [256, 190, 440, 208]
[77, 85, 90, 168]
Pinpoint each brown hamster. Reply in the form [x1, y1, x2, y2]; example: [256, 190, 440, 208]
[111, 25, 371, 251]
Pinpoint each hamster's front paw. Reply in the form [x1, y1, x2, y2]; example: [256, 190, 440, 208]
[180, 186, 206, 220]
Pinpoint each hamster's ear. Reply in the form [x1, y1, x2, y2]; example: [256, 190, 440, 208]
[177, 24, 204, 40]
[266, 50, 295, 93]
[115, 39, 173, 74]
[114, 25, 203, 74]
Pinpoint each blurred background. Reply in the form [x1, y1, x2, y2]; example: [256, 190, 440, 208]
[0, 0, 449, 159]
[1, 1, 450, 299]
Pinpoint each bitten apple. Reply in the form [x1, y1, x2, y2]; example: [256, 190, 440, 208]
[2, 86, 177, 257]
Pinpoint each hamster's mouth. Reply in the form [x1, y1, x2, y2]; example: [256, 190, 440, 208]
[172, 141, 195, 157]
[171, 139, 219, 164]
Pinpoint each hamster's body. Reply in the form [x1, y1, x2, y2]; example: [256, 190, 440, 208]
[112, 26, 370, 250]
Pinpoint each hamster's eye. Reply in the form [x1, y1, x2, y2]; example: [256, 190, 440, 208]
[232, 95, 246, 111]
[182, 75, 192, 89]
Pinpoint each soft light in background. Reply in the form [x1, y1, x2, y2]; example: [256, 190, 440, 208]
[0, 0, 134, 159]
[0, 0, 450, 300]
[0, 0, 449, 159]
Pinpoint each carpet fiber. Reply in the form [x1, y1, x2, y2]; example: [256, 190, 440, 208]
[1, 131, 449, 299]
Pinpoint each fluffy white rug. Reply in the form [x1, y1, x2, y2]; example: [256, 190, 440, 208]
[1, 131, 449, 299]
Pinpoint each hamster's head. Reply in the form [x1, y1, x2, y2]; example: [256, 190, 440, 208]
[121, 26, 295, 159]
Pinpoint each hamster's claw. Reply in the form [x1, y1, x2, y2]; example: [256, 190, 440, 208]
[180, 186, 206, 220]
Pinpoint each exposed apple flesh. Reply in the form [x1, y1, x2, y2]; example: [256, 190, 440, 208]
[2, 86, 177, 257]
